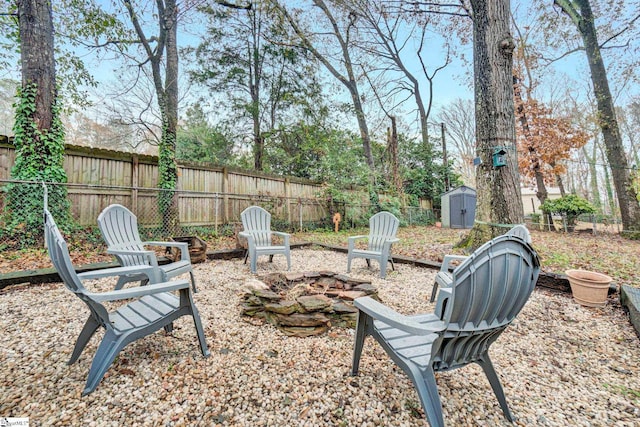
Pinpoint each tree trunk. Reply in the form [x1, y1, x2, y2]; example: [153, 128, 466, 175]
[19, 0, 55, 132]
[160, 0, 180, 233]
[556, 0, 640, 230]
[125, 0, 181, 234]
[465, 0, 523, 248]
[388, 116, 402, 193]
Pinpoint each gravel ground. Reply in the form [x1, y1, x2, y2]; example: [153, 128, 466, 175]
[1, 248, 639, 426]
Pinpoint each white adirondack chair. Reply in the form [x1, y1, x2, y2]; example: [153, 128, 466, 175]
[239, 206, 291, 273]
[351, 232, 540, 427]
[347, 211, 400, 278]
[98, 204, 198, 292]
[45, 209, 209, 395]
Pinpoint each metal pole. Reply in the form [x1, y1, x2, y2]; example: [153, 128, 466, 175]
[441, 122, 448, 192]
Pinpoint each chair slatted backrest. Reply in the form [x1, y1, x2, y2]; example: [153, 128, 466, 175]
[432, 235, 540, 371]
[45, 210, 110, 324]
[98, 204, 148, 266]
[241, 206, 272, 247]
[368, 212, 399, 251]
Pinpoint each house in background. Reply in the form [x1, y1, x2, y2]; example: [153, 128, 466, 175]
[521, 186, 562, 216]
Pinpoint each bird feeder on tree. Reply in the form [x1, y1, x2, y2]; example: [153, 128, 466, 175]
[492, 147, 508, 167]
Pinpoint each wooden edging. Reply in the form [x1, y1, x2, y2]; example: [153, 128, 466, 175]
[0, 241, 602, 295]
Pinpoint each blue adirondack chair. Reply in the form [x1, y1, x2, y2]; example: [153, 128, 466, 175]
[45, 209, 210, 395]
[430, 224, 532, 303]
[351, 232, 540, 426]
[239, 206, 291, 273]
[98, 204, 198, 292]
[347, 211, 400, 278]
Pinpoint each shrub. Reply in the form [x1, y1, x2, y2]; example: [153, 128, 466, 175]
[540, 195, 595, 228]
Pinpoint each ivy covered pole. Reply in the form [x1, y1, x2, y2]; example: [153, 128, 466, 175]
[5, 0, 69, 246]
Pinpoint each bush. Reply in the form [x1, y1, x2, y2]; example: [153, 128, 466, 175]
[540, 195, 595, 228]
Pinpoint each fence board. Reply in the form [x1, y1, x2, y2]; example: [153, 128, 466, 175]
[0, 141, 430, 230]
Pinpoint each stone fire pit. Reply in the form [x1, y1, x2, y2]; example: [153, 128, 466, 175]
[241, 271, 379, 337]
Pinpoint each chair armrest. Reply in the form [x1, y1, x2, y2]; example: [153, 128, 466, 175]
[88, 279, 191, 302]
[107, 247, 159, 266]
[348, 235, 368, 251]
[440, 254, 468, 272]
[354, 296, 446, 335]
[144, 241, 191, 262]
[434, 288, 452, 318]
[271, 231, 290, 245]
[387, 238, 400, 244]
[77, 264, 161, 283]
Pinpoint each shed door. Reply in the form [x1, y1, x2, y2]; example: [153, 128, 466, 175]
[450, 194, 465, 228]
[450, 193, 476, 229]
[464, 194, 476, 228]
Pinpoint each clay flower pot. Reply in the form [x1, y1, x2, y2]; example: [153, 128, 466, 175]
[565, 269, 613, 307]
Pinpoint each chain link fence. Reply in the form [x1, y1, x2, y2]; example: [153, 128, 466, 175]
[0, 179, 436, 252]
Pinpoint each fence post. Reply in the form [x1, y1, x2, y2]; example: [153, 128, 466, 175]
[222, 167, 229, 223]
[285, 178, 291, 225]
[131, 154, 139, 213]
[214, 193, 219, 233]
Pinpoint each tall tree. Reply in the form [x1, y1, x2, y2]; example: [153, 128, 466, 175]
[466, 0, 523, 245]
[193, 1, 318, 171]
[346, 0, 451, 148]
[272, 0, 375, 169]
[122, 0, 180, 231]
[554, 0, 640, 231]
[6, 0, 69, 245]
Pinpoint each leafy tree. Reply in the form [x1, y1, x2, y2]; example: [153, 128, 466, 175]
[176, 103, 236, 165]
[399, 133, 459, 206]
[192, 1, 320, 171]
[515, 97, 589, 202]
[272, 0, 376, 170]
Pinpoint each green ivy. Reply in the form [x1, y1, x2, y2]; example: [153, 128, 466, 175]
[2, 82, 70, 247]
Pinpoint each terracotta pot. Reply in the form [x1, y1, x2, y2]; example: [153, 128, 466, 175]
[565, 269, 612, 307]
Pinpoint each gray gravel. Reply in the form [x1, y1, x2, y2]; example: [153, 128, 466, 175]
[1, 249, 639, 426]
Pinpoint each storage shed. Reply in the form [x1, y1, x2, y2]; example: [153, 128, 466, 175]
[441, 186, 476, 229]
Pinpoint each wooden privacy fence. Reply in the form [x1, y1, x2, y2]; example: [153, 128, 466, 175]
[0, 139, 386, 228]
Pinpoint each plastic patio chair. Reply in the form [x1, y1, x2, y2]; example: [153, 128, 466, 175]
[346, 211, 400, 278]
[239, 206, 291, 273]
[98, 204, 198, 292]
[351, 232, 540, 426]
[44, 209, 209, 395]
[430, 224, 532, 302]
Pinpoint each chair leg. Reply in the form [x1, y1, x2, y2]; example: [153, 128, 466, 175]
[350, 311, 369, 376]
[285, 252, 291, 271]
[380, 259, 388, 279]
[347, 255, 352, 273]
[250, 252, 257, 273]
[190, 304, 210, 358]
[189, 270, 197, 293]
[430, 281, 439, 303]
[477, 354, 515, 422]
[82, 330, 126, 396]
[414, 366, 446, 427]
[68, 316, 101, 365]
